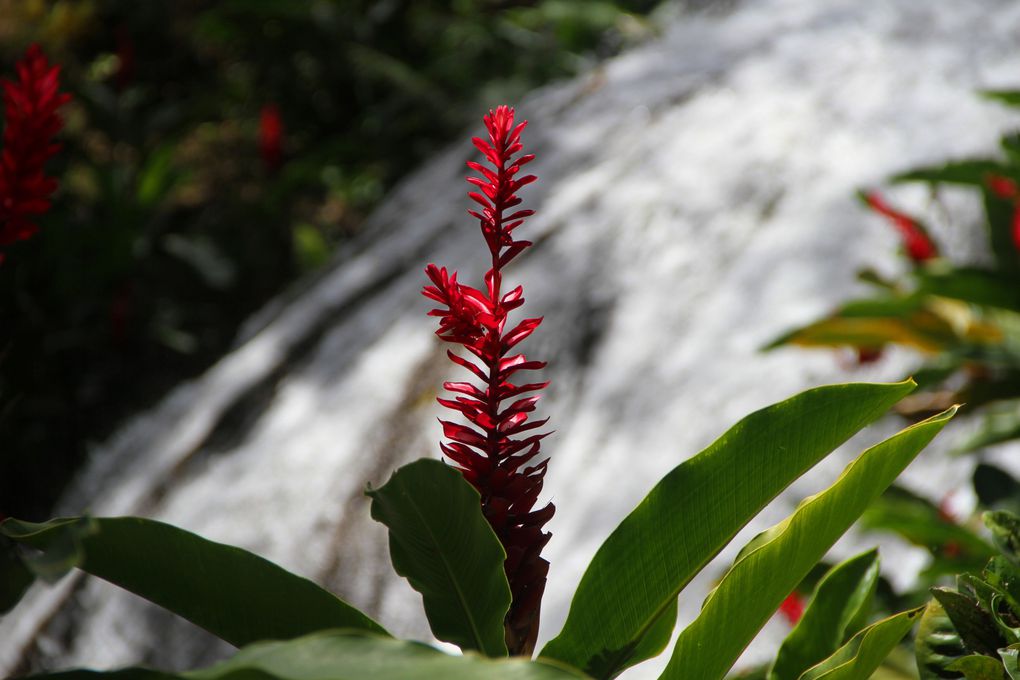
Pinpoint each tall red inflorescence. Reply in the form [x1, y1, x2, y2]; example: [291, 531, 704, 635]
[0, 44, 70, 263]
[985, 173, 1020, 253]
[864, 191, 938, 264]
[422, 105, 551, 656]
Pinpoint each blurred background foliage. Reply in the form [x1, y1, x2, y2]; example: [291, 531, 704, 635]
[0, 0, 662, 520]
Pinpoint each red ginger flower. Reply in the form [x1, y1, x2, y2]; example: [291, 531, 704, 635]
[0, 44, 70, 262]
[423, 105, 550, 656]
[779, 591, 805, 626]
[863, 191, 938, 263]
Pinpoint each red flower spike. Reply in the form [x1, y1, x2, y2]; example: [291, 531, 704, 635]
[0, 44, 70, 263]
[864, 191, 938, 264]
[986, 173, 1019, 200]
[422, 106, 551, 655]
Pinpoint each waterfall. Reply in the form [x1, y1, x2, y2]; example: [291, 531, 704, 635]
[5, 1, 1020, 676]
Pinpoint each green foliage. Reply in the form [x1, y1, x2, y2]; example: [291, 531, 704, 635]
[25, 630, 589, 680]
[0, 516, 385, 646]
[541, 380, 915, 678]
[769, 550, 881, 680]
[914, 510, 1020, 680]
[3, 382, 955, 678]
[661, 407, 953, 680]
[367, 459, 511, 657]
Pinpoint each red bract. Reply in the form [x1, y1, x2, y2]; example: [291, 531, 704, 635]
[0, 44, 70, 263]
[423, 105, 550, 655]
[864, 191, 938, 263]
[985, 174, 1020, 253]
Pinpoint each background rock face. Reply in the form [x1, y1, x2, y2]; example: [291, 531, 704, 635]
[6, 0, 1020, 676]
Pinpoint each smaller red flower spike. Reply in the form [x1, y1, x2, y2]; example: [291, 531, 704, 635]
[779, 591, 805, 626]
[260, 103, 284, 171]
[863, 191, 938, 264]
[0, 44, 71, 263]
[423, 105, 548, 656]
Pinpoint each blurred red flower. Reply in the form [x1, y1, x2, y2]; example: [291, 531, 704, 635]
[0, 44, 70, 262]
[863, 191, 938, 263]
[259, 103, 284, 171]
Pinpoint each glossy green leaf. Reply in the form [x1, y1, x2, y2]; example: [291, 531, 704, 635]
[540, 381, 917, 679]
[660, 407, 955, 680]
[798, 607, 924, 680]
[367, 459, 510, 657]
[947, 654, 1007, 680]
[916, 599, 969, 680]
[986, 512, 1020, 563]
[769, 549, 881, 680]
[892, 160, 1003, 187]
[25, 630, 589, 680]
[0, 516, 386, 647]
[1001, 644, 1020, 680]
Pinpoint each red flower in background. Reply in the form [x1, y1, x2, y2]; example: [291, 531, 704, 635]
[0, 44, 70, 262]
[985, 173, 1020, 253]
[259, 103, 284, 171]
[863, 191, 938, 263]
[779, 591, 805, 625]
[423, 106, 550, 655]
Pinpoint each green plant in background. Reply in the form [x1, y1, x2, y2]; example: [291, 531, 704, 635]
[769, 89, 1020, 457]
[2, 105, 958, 680]
[913, 509, 1020, 679]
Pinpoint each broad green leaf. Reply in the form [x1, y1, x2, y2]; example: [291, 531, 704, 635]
[660, 407, 955, 680]
[916, 267, 1020, 311]
[982, 90, 1020, 108]
[769, 550, 881, 680]
[367, 459, 510, 657]
[947, 654, 1007, 680]
[0, 516, 385, 647]
[26, 630, 588, 680]
[540, 381, 916, 679]
[798, 608, 923, 680]
[916, 599, 969, 680]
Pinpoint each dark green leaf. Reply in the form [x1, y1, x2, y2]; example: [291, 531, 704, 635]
[0, 533, 35, 614]
[367, 459, 510, 657]
[974, 465, 1020, 512]
[986, 512, 1020, 564]
[540, 381, 916, 679]
[1, 516, 386, 647]
[931, 587, 1004, 658]
[892, 160, 1004, 186]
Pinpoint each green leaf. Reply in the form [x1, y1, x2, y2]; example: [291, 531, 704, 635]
[947, 654, 1007, 680]
[931, 588, 1004, 658]
[660, 407, 955, 680]
[892, 160, 1004, 187]
[981, 90, 1020, 108]
[26, 630, 589, 680]
[0, 516, 386, 647]
[769, 549, 881, 680]
[540, 380, 917, 679]
[797, 607, 924, 680]
[0, 534, 35, 614]
[986, 512, 1020, 563]
[367, 459, 511, 657]
[973, 464, 1020, 512]
[916, 599, 969, 680]
[1001, 644, 1020, 680]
